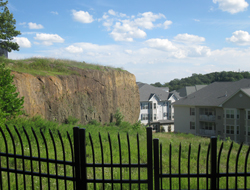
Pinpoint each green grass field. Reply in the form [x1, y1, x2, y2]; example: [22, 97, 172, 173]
[0, 117, 250, 189]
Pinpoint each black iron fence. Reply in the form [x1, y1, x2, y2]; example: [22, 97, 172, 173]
[0, 125, 250, 190]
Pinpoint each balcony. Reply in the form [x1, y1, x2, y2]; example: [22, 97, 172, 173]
[199, 129, 216, 136]
[199, 115, 215, 122]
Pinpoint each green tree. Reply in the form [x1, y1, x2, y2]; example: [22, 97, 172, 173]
[0, 62, 24, 125]
[0, 0, 21, 52]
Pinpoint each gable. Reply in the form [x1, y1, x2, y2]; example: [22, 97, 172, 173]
[222, 90, 250, 109]
[149, 94, 160, 102]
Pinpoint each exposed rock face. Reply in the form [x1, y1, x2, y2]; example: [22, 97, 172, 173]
[12, 69, 140, 124]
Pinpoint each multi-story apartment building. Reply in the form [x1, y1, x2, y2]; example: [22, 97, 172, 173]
[174, 79, 250, 144]
[137, 82, 178, 132]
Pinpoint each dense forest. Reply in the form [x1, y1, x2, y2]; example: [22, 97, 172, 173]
[151, 71, 250, 92]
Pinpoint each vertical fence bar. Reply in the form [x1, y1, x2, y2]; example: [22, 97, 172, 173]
[89, 133, 96, 190]
[73, 127, 81, 190]
[137, 133, 141, 189]
[210, 136, 217, 190]
[79, 128, 87, 190]
[99, 132, 104, 190]
[153, 138, 159, 190]
[147, 127, 153, 190]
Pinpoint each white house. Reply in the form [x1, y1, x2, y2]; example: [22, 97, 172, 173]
[137, 82, 178, 132]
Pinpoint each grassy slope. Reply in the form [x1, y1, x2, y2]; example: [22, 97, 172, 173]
[0, 56, 124, 76]
[0, 117, 249, 189]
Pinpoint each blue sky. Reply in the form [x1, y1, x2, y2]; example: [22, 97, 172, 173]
[8, 0, 250, 84]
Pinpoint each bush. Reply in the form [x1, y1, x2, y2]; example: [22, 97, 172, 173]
[65, 116, 79, 125]
[88, 119, 100, 126]
[114, 108, 124, 126]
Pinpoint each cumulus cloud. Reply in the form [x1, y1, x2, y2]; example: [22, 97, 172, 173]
[110, 21, 147, 41]
[51, 11, 58, 15]
[108, 9, 116, 16]
[72, 10, 94, 23]
[13, 37, 31, 48]
[34, 33, 64, 46]
[134, 12, 165, 29]
[226, 30, 250, 45]
[28, 22, 44, 29]
[145, 38, 177, 51]
[174, 33, 205, 44]
[65, 45, 83, 53]
[163, 20, 172, 29]
[213, 0, 248, 14]
[100, 10, 171, 42]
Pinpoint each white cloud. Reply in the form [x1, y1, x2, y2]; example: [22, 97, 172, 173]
[13, 37, 31, 48]
[174, 33, 205, 44]
[110, 21, 147, 41]
[65, 45, 83, 53]
[213, 0, 248, 14]
[134, 12, 165, 29]
[72, 10, 94, 23]
[100, 10, 171, 42]
[226, 30, 250, 45]
[108, 9, 116, 16]
[28, 22, 44, 29]
[145, 38, 177, 51]
[34, 33, 64, 46]
[163, 20, 172, 29]
[51, 11, 58, 15]
[194, 19, 200, 22]
[19, 22, 26, 26]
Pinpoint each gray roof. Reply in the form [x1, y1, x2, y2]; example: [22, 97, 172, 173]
[175, 85, 207, 98]
[137, 82, 169, 101]
[241, 88, 250, 96]
[174, 79, 250, 106]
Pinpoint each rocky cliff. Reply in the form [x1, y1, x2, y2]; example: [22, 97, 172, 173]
[12, 68, 140, 125]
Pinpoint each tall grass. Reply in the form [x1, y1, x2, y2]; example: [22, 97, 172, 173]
[1, 117, 250, 189]
[0, 56, 125, 76]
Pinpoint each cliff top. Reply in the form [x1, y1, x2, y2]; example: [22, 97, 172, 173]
[0, 56, 126, 76]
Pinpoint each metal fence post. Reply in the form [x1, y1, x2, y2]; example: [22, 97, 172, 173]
[79, 128, 87, 190]
[73, 127, 81, 189]
[147, 127, 153, 190]
[210, 136, 217, 190]
[154, 138, 160, 190]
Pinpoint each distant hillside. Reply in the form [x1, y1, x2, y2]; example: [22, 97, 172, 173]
[151, 71, 250, 92]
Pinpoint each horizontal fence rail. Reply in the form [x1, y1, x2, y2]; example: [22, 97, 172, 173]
[73, 126, 153, 190]
[0, 125, 76, 190]
[1, 124, 250, 190]
[154, 136, 250, 190]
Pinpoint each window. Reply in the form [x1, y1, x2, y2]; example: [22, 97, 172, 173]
[248, 111, 250, 119]
[190, 108, 195, 115]
[163, 112, 167, 117]
[226, 110, 234, 119]
[154, 103, 156, 109]
[154, 114, 157, 120]
[237, 109, 240, 119]
[141, 114, 148, 120]
[190, 122, 195, 130]
[141, 103, 148, 109]
[226, 125, 234, 134]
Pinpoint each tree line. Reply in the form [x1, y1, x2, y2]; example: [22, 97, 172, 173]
[151, 71, 250, 92]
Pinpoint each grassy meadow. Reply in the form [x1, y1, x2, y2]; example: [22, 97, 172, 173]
[0, 116, 250, 189]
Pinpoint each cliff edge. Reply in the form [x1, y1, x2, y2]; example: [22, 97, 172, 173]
[12, 68, 140, 124]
